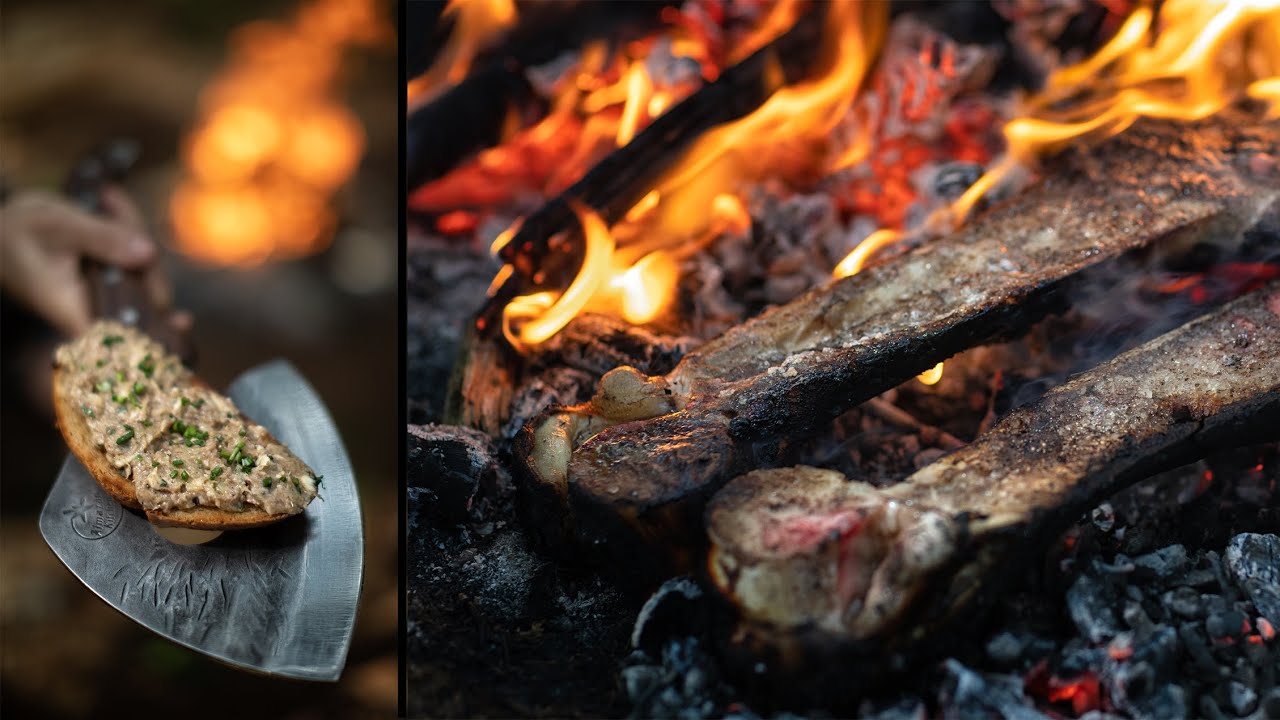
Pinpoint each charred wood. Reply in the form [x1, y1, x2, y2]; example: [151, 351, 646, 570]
[479, 6, 831, 330]
[517, 115, 1280, 582]
[407, 1, 674, 190]
[407, 423, 508, 526]
[452, 313, 698, 437]
[706, 283, 1280, 706]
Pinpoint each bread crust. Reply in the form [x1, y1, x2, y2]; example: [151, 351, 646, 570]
[53, 365, 298, 531]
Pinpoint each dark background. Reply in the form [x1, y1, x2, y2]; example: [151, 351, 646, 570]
[0, 1, 398, 717]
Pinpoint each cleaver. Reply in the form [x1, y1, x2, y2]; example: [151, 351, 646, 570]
[39, 141, 364, 681]
[40, 360, 365, 682]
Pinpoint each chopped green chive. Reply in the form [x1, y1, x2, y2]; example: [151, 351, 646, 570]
[115, 426, 135, 445]
[210, 466, 225, 480]
[172, 459, 184, 467]
[96, 359, 107, 368]
[95, 380, 113, 393]
[238, 428, 247, 437]
[132, 382, 146, 395]
[180, 470, 189, 481]
[141, 420, 153, 427]
[170, 469, 178, 479]
[137, 354, 154, 378]
[81, 405, 94, 417]
[114, 371, 125, 382]
[102, 335, 124, 347]
[263, 477, 273, 488]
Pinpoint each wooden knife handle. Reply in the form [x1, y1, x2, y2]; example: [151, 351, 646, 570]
[65, 140, 188, 359]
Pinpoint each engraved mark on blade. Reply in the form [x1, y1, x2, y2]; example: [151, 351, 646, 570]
[115, 536, 291, 662]
[63, 495, 123, 540]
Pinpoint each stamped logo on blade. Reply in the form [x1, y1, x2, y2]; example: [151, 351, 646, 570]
[63, 496, 123, 539]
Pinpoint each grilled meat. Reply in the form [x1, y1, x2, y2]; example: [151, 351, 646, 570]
[707, 283, 1280, 700]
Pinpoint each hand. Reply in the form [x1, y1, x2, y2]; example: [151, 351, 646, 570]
[0, 187, 176, 337]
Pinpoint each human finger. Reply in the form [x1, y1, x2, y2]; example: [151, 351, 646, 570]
[98, 186, 148, 234]
[35, 198, 156, 267]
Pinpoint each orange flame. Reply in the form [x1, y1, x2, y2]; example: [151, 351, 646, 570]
[948, 0, 1280, 227]
[172, 0, 385, 267]
[496, 0, 1279, 353]
[407, 0, 517, 105]
[502, 202, 678, 349]
[499, 1, 888, 349]
[917, 362, 944, 386]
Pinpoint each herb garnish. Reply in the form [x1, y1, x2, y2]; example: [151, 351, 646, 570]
[102, 335, 124, 347]
[115, 426, 135, 445]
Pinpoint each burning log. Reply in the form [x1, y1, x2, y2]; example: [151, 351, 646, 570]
[706, 282, 1280, 703]
[517, 115, 1280, 580]
[406, 1, 674, 189]
[480, 7, 829, 325]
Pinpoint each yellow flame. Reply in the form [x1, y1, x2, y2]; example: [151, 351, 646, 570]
[501, 203, 682, 348]
[833, 228, 904, 278]
[611, 251, 678, 324]
[731, 0, 807, 63]
[946, 0, 1280, 228]
[711, 193, 752, 235]
[656, 2, 886, 205]
[504, 202, 615, 348]
[499, 1, 889, 349]
[617, 60, 653, 146]
[407, 0, 517, 103]
[625, 191, 662, 223]
[917, 362, 945, 386]
[490, 218, 521, 255]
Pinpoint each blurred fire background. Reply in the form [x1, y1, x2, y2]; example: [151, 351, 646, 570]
[0, 0, 397, 717]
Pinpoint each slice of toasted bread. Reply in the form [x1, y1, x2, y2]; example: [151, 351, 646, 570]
[53, 363, 144, 511]
[52, 322, 317, 530]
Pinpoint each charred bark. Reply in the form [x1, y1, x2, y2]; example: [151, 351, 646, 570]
[707, 282, 1280, 706]
[406, 1, 675, 190]
[516, 115, 1280, 582]
[479, 6, 831, 329]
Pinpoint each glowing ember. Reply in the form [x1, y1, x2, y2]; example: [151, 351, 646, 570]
[1048, 673, 1103, 715]
[410, 7, 727, 215]
[172, 0, 385, 267]
[482, 0, 1279, 351]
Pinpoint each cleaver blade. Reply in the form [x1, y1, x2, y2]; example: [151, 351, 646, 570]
[39, 360, 364, 682]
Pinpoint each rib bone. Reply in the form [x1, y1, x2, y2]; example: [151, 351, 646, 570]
[517, 115, 1280, 578]
[708, 282, 1280, 656]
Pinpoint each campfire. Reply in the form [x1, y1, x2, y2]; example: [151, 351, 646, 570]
[171, 0, 385, 267]
[406, 0, 1279, 716]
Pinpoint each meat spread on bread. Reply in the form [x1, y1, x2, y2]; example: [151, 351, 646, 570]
[53, 320, 319, 529]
